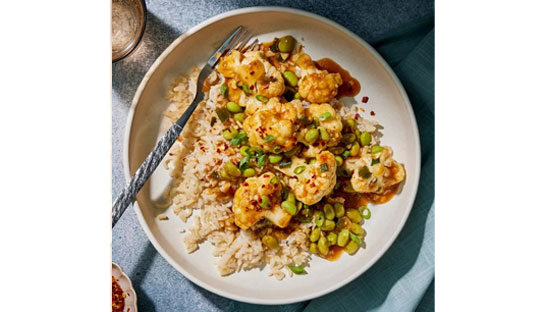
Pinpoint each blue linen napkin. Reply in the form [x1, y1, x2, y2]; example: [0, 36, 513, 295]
[226, 14, 435, 312]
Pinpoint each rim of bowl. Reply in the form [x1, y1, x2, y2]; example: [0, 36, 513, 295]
[121, 6, 421, 305]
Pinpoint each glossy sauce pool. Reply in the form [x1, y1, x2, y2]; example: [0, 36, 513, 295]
[315, 58, 361, 98]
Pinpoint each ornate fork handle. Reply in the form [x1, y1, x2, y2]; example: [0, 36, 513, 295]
[112, 91, 202, 227]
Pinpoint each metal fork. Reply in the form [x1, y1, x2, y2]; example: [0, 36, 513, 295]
[112, 26, 256, 227]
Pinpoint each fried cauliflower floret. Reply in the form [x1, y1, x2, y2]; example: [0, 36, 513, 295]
[217, 50, 285, 110]
[232, 172, 292, 230]
[297, 103, 343, 157]
[243, 98, 303, 153]
[299, 71, 343, 104]
[277, 151, 337, 205]
[344, 146, 405, 194]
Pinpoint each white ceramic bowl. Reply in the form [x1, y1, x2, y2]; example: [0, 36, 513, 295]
[124, 7, 420, 305]
[112, 262, 138, 311]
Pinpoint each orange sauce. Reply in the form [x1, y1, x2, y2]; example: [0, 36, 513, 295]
[315, 58, 361, 98]
[364, 184, 400, 204]
[324, 245, 344, 261]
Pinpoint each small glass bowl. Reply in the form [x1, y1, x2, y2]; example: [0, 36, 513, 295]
[111, 0, 147, 62]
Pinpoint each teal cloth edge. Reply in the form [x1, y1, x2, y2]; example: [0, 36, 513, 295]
[226, 14, 435, 312]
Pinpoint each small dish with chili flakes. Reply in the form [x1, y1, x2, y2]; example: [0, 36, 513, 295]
[112, 262, 137, 312]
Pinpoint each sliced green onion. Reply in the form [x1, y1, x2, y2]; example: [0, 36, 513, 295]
[342, 150, 351, 158]
[235, 131, 247, 140]
[256, 94, 268, 102]
[298, 118, 312, 125]
[359, 205, 371, 220]
[288, 265, 306, 275]
[238, 156, 250, 171]
[264, 135, 275, 142]
[273, 146, 282, 153]
[284, 146, 298, 157]
[210, 117, 217, 127]
[270, 175, 279, 185]
[257, 154, 268, 167]
[319, 112, 332, 121]
[230, 138, 241, 146]
[320, 163, 329, 172]
[239, 145, 251, 157]
[216, 107, 230, 122]
[314, 211, 325, 227]
[371, 158, 380, 165]
[242, 84, 252, 94]
[350, 232, 361, 244]
[359, 166, 372, 179]
[279, 160, 292, 168]
[250, 146, 263, 155]
[371, 145, 384, 154]
[319, 127, 330, 141]
[294, 92, 301, 100]
[293, 166, 306, 174]
[281, 200, 297, 215]
[220, 84, 228, 98]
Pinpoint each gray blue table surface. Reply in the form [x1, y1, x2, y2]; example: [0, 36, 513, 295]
[112, 1, 434, 311]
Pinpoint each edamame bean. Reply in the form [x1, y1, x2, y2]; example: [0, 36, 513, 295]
[262, 235, 279, 249]
[242, 168, 256, 177]
[281, 200, 297, 215]
[350, 142, 360, 156]
[336, 216, 352, 230]
[223, 130, 233, 140]
[343, 133, 356, 144]
[350, 223, 365, 236]
[334, 203, 345, 218]
[305, 128, 319, 144]
[269, 154, 283, 164]
[345, 240, 360, 254]
[371, 145, 383, 154]
[346, 119, 355, 129]
[319, 127, 330, 141]
[321, 219, 336, 231]
[310, 227, 321, 242]
[283, 71, 298, 87]
[335, 155, 343, 167]
[226, 101, 242, 113]
[337, 229, 350, 247]
[360, 131, 372, 146]
[224, 162, 241, 177]
[286, 191, 296, 203]
[327, 232, 337, 245]
[346, 209, 362, 223]
[318, 236, 329, 256]
[309, 242, 318, 253]
[323, 204, 335, 220]
[233, 112, 245, 122]
[278, 35, 296, 53]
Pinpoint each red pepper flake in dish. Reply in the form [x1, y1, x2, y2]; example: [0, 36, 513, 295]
[362, 96, 369, 103]
[354, 113, 360, 120]
[370, 110, 376, 116]
[112, 277, 125, 312]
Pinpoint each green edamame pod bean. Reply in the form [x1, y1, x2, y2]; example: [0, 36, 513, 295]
[334, 203, 345, 218]
[323, 204, 335, 220]
[318, 236, 329, 256]
[350, 223, 365, 236]
[345, 240, 360, 254]
[320, 219, 336, 231]
[346, 208, 362, 223]
[310, 227, 321, 242]
[337, 229, 350, 247]
[224, 162, 241, 177]
[327, 232, 337, 245]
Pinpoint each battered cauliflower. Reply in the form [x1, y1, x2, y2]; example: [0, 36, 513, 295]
[297, 103, 343, 157]
[243, 98, 304, 153]
[217, 50, 285, 109]
[291, 52, 343, 103]
[299, 72, 343, 104]
[344, 146, 405, 194]
[232, 172, 292, 230]
[277, 151, 337, 205]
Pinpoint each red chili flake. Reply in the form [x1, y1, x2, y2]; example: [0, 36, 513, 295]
[354, 113, 360, 120]
[217, 149, 221, 153]
[169, 153, 173, 156]
[370, 110, 376, 116]
[263, 174, 270, 178]
[250, 71, 255, 75]
[261, 185, 266, 188]
[243, 182, 249, 186]
[362, 96, 369, 103]
[310, 183, 316, 187]
[306, 179, 311, 184]
[312, 175, 316, 179]
[250, 85, 254, 90]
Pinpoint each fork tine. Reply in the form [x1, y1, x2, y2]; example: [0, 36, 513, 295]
[224, 28, 248, 57]
[237, 34, 253, 52]
[244, 38, 259, 52]
[207, 26, 244, 68]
